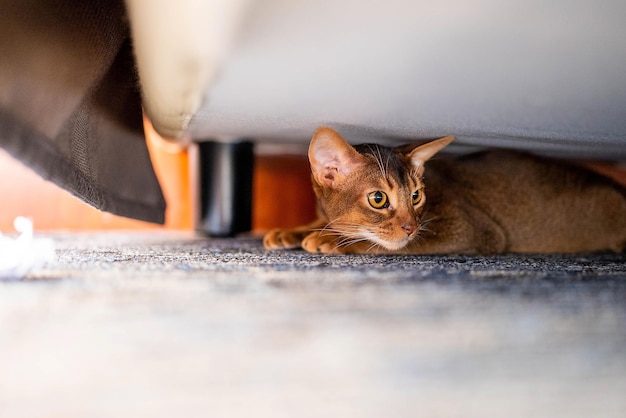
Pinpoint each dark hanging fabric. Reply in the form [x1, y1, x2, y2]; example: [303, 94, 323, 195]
[0, 0, 166, 223]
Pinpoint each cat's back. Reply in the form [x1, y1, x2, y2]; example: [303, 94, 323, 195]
[426, 150, 626, 252]
[426, 150, 575, 197]
[450, 150, 625, 200]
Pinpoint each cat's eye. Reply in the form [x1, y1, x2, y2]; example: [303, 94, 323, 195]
[368, 191, 389, 209]
[412, 189, 423, 205]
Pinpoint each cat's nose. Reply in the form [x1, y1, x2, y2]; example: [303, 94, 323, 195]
[401, 223, 417, 236]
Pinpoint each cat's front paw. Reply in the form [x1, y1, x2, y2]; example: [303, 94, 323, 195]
[301, 232, 355, 254]
[263, 228, 309, 250]
[302, 232, 383, 254]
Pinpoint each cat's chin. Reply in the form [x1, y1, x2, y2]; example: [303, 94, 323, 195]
[369, 236, 411, 251]
[383, 241, 411, 251]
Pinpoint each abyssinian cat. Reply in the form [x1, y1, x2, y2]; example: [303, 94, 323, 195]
[264, 127, 626, 254]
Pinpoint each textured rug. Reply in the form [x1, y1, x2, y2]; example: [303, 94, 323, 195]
[1, 232, 625, 418]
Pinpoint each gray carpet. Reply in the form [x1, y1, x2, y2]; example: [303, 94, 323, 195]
[2, 232, 625, 418]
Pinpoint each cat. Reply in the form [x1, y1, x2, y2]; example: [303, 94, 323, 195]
[263, 127, 626, 254]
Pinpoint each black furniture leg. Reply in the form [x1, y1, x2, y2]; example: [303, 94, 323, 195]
[192, 141, 254, 236]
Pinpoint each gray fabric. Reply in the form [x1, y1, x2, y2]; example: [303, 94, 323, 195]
[2, 232, 625, 417]
[190, 0, 626, 160]
[0, 0, 165, 223]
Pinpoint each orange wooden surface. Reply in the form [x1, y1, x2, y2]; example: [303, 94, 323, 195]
[253, 155, 317, 231]
[583, 162, 626, 187]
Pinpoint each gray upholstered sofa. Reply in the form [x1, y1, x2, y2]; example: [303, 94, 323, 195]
[2, 0, 625, 234]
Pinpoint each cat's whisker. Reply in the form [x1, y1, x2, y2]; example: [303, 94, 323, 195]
[421, 214, 439, 224]
[320, 218, 363, 230]
[337, 239, 367, 249]
[336, 232, 367, 245]
[418, 224, 432, 234]
[276, 216, 371, 252]
[417, 214, 439, 236]
[366, 241, 383, 253]
[315, 218, 341, 233]
[332, 236, 370, 253]
[378, 146, 388, 179]
[311, 226, 335, 238]
[316, 225, 364, 237]
[418, 227, 431, 236]
[312, 219, 364, 238]
[385, 154, 391, 181]
[323, 221, 365, 233]
[368, 144, 387, 180]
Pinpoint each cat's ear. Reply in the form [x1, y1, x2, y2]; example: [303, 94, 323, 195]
[407, 136, 455, 173]
[309, 127, 365, 188]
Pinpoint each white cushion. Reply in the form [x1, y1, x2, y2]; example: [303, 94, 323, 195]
[131, 0, 626, 159]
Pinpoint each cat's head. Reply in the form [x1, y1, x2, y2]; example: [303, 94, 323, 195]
[309, 127, 454, 251]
